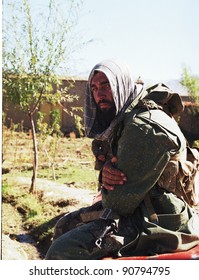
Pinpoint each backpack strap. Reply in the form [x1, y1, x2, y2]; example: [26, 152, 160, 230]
[80, 208, 120, 223]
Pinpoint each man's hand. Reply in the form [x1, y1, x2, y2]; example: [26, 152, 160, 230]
[102, 157, 127, 191]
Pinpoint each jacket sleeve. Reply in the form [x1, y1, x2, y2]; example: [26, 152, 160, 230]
[102, 110, 182, 216]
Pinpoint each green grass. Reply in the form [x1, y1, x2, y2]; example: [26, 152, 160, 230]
[3, 129, 98, 189]
[2, 130, 99, 255]
[3, 163, 98, 191]
[2, 180, 43, 220]
[2, 178, 69, 253]
[53, 164, 98, 187]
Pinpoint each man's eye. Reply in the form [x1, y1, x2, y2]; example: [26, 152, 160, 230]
[103, 82, 111, 90]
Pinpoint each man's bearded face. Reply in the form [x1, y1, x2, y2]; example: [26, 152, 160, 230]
[91, 72, 115, 112]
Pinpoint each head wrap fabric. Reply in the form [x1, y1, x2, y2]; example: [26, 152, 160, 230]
[84, 59, 143, 140]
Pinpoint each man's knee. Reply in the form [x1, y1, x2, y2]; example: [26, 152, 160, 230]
[46, 222, 98, 260]
[46, 219, 114, 260]
[46, 229, 84, 260]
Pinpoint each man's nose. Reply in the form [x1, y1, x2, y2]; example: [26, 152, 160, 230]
[97, 87, 106, 99]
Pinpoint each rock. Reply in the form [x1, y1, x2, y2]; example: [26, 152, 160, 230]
[1, 234, 28, 260]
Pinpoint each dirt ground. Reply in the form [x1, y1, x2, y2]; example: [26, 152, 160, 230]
[1, 177, 96, 260]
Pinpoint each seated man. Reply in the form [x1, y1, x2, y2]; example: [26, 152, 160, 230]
[45, 59, 199, 260]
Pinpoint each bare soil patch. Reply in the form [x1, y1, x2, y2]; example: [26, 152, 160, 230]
[1, 177, 96, 260]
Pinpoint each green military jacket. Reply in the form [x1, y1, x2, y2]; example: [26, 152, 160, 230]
[102, 107, 186, 217]
[100, 91, 199, 254]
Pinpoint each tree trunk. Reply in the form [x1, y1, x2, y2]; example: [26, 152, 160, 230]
[29, 112, 38, 194]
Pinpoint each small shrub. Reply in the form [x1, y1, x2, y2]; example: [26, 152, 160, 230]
[17, 194, 43, 219]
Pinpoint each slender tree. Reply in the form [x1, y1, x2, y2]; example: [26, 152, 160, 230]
[180, 67, 199, 104]
[3, 0, 88, 193]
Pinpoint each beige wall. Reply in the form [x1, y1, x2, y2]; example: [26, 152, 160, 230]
[3, 77, 199, 143]
[3, 78, 87, 134]
[60, 79, 86, 134]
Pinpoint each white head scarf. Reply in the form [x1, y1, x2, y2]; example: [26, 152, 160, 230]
[84, 59, 143, 140]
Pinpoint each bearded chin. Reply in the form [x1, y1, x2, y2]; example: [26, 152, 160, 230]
[102, 106, 116, 122]
[100, 107, 111, 112]
[95, 104, 116, 132]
